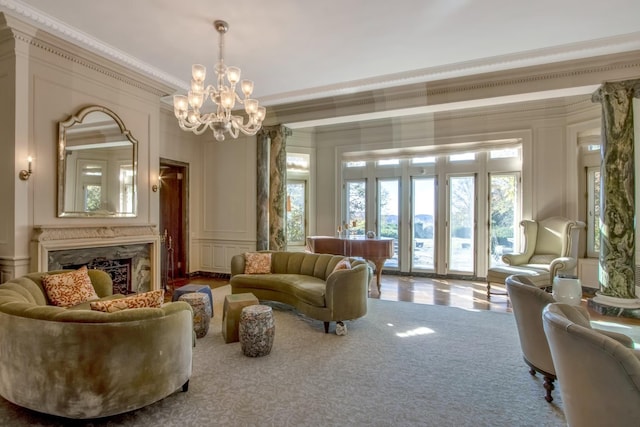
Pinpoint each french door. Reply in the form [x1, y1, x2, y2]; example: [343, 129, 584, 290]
[446, 174, 476, 274]
[411, 177, 436, 271]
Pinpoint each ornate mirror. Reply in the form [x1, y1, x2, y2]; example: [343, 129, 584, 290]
[57, 105, 138, 217]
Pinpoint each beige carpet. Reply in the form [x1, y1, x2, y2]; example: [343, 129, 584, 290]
[0, 285, 573, 426]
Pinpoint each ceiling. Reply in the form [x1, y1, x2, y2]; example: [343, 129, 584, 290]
[2, 0, 640, 109]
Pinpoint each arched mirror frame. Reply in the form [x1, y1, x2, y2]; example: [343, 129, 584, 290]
[57, 105, 138, 217]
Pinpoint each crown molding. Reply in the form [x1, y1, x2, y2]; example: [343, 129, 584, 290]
[0, 0, 185, 91]
[0, 9, 176, 97]
[270, 50, 640, 129]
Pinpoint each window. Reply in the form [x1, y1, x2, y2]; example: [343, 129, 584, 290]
[345, 180, 366, 236]
[586, 166, 601, 256]
[490, 147, 520, 159]
[286, 181, 307, 245]
[377, 159, 400, 166]
[346, 161, 365, 168]
[447, 175, 475, 273]
[449, 153, 475, 162]
[489, 173, 520, 267]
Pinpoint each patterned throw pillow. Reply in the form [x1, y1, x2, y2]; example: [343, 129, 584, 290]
[42, 266, 99, 308]
[89, 289, 165, 313]
[332, 258, 352, 273]
[244, 252, 272, 274]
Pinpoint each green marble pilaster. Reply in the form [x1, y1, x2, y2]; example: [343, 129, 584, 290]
[256, 125, 291, 251]
[256, 131, 270, 251]
[592, 80, 640, 298]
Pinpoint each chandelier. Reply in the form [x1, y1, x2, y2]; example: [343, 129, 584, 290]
[173, 20, 266, 141]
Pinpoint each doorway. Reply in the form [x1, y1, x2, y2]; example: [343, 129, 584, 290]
[159, 158, 189, 289]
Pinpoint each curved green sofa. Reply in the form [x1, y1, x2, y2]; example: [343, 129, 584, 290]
[0, 269, 193, 419]
[230, 251, 371, 333]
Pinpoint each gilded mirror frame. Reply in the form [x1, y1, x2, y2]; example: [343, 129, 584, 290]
[57, 105, 138, 217]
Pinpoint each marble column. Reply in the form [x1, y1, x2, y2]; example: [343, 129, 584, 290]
[256, 131, 270, 251]
[591, 80, 640, 303]
[256, 125, 291, 251]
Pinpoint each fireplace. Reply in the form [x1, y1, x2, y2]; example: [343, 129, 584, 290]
[32, 225, 160, 293]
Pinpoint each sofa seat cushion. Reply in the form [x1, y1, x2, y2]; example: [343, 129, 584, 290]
[232, 274, 326, 307]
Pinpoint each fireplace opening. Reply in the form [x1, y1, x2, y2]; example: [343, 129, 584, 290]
[47, 243, 152, 294]
[64, 258, 133, 294]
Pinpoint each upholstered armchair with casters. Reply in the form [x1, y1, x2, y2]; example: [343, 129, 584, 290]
[505, 274, 633, 403]
[543, 303, 640, 426]
[486, 216, 585, 297]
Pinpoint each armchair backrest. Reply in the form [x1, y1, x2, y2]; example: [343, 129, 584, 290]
[521, 216, 584, 261]
[542, 303, 640, 426]
[505, 275, 556, 376]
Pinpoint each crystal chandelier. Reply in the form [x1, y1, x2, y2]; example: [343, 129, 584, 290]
[173, 20, 266, 141]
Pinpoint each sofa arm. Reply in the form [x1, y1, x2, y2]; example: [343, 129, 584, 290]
[502, 252, 530, 266]
[550, 256, 577, 277]
[594, 328, 635, 349]
[325, 264, 369, 320]
[230, 254, 246, 277]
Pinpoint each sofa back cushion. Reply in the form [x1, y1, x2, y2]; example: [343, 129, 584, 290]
[270, 252, 344, 280]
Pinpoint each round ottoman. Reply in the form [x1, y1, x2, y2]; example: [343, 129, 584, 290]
[179, 293, 210, 338]
[239, 305, 275, 357]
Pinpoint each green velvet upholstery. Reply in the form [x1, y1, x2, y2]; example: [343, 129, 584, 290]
[230, 251, 371, 332]
[0, 269, 193, 419]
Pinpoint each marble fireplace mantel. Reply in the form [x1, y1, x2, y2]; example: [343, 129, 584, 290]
[31, 224, 162, 291]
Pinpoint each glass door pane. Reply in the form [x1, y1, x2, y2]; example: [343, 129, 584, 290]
[489, 173, 520, 267]
[447, 175, 475, 273]
[411, 177, 436, 271]
[286, 180, 306, 245]
[378, 178, 399, 268]
[345, 180, 366, 237]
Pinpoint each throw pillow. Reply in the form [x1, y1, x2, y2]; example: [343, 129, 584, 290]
[332, 258, 352, 273]
[42, 266, 99, 308]
[90, 289, 165, 313]
[244, 252, 272, 274]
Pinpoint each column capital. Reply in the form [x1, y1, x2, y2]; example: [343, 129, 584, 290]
[592, 79, 640, 103]
[258, 125, 292, 140]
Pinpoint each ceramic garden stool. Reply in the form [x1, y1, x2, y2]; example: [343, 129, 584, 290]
[239, 304, 275, 357]
[172, 284, 214, 317]
[222, 293, 259, 343]
[179, 292, 210, 338]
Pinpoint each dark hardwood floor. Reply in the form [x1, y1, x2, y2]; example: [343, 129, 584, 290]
[168, 274, 640, 328]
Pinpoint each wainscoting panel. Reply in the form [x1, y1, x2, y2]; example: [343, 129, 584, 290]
[578, 258, 599, 289]
[196, 240, 254, 274]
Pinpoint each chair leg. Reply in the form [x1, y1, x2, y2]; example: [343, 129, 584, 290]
[487, 282, 491, 298]
[543, 376, 555, 403]
[182, 380, 189, 392]
[324, 322, 330, 334]
[529, 368, 536, 376]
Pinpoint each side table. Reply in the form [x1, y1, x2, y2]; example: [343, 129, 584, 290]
[179, 293, 210, 338]
[172, 284, 213, 317]
[239, 304, 275, 357]
[222, 293, 259, 343]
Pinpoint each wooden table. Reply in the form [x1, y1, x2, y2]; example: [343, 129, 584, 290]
[306, 236, 395, 293]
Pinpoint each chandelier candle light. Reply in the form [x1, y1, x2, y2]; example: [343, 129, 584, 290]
[173, 20, 266, 141]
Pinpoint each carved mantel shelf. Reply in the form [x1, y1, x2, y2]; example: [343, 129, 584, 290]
[32, 224, 159, 242]
[31, 224, 161, 290]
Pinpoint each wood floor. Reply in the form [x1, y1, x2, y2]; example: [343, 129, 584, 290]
[170, 274, 640, 327]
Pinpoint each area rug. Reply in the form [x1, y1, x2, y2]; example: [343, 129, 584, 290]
[0, 285, 569, 426]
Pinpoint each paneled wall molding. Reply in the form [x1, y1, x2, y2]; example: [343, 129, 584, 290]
[269, 50, 640, 128]
[0, 12, 175, 97]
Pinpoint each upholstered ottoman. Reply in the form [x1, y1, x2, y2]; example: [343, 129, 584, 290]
[239, 304, 275, 357]
[179, 293, 210, 338]
[172, 284, 214, 317]
[222, 293, 259, 343]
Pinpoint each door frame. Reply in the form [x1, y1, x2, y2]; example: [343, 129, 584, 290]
[159, 158, 190, 281]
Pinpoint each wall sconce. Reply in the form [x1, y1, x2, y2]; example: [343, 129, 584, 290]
[152, 177, 160, 192]
[19, 156, 33, 181]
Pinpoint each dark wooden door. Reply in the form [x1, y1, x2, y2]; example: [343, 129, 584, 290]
[159, 160, 188, 288]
